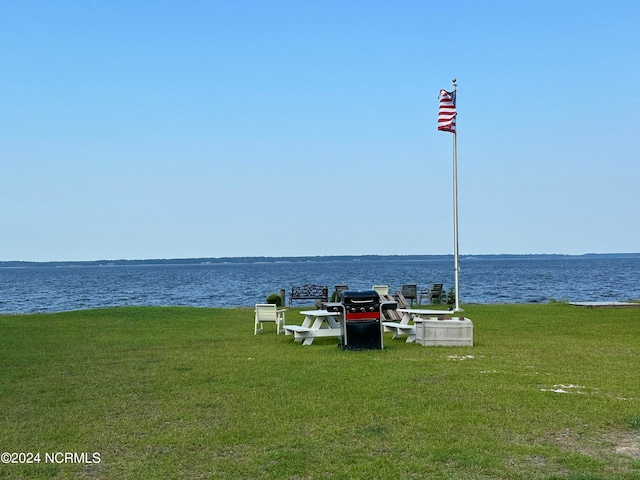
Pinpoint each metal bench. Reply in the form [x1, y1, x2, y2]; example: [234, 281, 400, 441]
[289, 284, 329, 307]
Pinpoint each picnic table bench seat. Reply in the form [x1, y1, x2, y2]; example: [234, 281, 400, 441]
[382, 321, 416, 342]
[284, 324, 341, 345]
[283, 325, 312, 333]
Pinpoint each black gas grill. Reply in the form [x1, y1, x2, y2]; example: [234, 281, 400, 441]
[325, 290, 397, 350]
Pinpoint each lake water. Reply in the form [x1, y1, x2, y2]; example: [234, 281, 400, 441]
[1, 257, 639, 314]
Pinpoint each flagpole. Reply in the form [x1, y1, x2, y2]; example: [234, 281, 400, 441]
[451, 78, 461, 312]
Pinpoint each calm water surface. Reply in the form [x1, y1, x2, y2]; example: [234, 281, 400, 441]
[1, 257, 639, 314]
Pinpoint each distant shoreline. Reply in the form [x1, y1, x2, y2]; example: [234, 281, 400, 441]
[2, 253, 639, 269]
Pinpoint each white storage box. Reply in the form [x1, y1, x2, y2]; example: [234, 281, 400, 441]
[414, 317, 473, 346]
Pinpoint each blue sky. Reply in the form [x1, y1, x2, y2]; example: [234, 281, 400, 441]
[2, 1, 639, 262]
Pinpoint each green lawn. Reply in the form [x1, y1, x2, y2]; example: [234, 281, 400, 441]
[1, 304, 639, 479]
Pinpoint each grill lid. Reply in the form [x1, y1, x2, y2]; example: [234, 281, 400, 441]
[341, 290, 380, 305]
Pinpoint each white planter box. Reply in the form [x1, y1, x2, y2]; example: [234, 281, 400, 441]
[414, 317, 473, 346]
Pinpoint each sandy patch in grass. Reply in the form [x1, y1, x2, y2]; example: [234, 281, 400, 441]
[612, 432, 640, 459]
[539, 384, 634, 401]
[540, 384, 586, 394]
[551, 427, 640, 464]
[446, 354, 475, 361]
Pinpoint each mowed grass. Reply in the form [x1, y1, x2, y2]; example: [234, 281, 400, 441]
[1, 304, 639, 479]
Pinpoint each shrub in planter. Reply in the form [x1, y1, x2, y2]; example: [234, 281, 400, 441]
[446, 287, 456, 306]
[266, 293, 282, 307]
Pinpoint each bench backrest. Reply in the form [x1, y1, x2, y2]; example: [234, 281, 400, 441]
[401, 284, 417, 299]
[372, 285, 389, 296]
[334, 284, 349, 301]
[291, 284, 328, 300]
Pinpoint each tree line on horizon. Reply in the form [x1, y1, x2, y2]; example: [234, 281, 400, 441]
[1, 253, 638, 269]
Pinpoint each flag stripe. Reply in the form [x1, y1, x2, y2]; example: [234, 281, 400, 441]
[438, 89, 456, 133]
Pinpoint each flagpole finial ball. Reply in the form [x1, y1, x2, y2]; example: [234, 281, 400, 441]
[452, 77, 456, 83]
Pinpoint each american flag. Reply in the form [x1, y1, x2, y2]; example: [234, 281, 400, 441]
[438, 89, 456, 133]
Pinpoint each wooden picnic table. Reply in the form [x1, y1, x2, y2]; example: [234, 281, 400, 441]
[283, 310, 342, 346]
